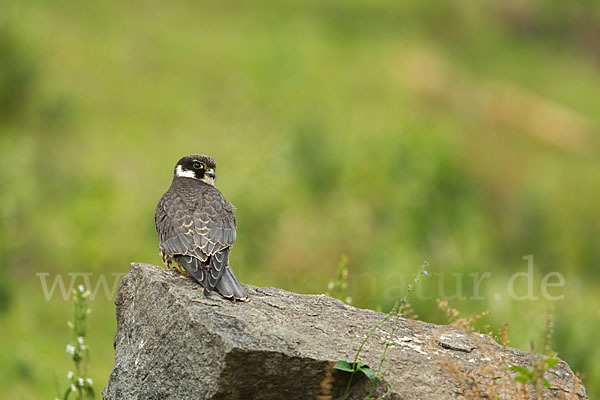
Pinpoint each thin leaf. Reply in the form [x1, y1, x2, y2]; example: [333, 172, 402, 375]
[507, 366, 533, 377]
[63, 386, 73, 400]
[358, 366, 379, 383]
[334, 360, 356, 373]
[545, 358, 560, 369]
[543, 379, 551, 388]
[514, 375, 530, 383]
[85, 385, 96, 400]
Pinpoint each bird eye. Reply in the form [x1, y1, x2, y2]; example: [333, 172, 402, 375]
[193, 161, 203, 169]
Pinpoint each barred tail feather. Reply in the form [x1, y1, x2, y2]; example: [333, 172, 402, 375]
[174, 255, 208, 288]
[215, 266, 248, 301]
[206, 248, 229, 296]
[175, 254, 247, 301]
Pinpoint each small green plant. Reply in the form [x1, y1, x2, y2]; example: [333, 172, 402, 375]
[334, 360, 379, 385]
[326, 255, 351, 304]
[506, 310, 558, 399]
[333, 308, 395, 393]
[334, 261, 429, 400]
[506, 342, 559, 397]
[56, 285, 95, 400]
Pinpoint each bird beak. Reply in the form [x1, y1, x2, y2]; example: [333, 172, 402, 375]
[206, 168, 215, 178]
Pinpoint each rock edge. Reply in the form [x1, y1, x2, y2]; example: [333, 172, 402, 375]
[102, 263, 587, 399]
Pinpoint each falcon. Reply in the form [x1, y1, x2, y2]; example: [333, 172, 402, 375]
[155, 154, 248, 301]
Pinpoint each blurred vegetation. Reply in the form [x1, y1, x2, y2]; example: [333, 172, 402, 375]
[1, 0, 599, 398]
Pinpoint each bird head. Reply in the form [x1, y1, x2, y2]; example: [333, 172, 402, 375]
[174, 154, 217, 186]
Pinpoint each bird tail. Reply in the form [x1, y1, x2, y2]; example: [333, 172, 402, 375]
[215, 266, 248, 302]
[174, 255, 209, 288]
[174, 254, 248, 302]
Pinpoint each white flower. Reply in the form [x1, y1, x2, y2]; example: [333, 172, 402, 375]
[78, 284, 85, 293]
[78, 377, 84, 387]
[327, 282, 334, 290]
[345, 297, 353, 304]
[80, 344, 87, 350]
[67, 371, 74, 379]
[86, 378, 93, 385]
[70, 384, 77, 392]
[66, 344, 75, 355]
[77, 336, 84, 345]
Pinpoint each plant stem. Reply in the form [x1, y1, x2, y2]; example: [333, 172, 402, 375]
[368, 302, 400, 398]
[341, 312, 394, 399]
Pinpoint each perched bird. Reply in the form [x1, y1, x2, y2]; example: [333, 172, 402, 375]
[155, 155, 248, 301]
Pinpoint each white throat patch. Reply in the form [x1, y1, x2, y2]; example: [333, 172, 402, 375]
[201, 176, 215, 186]
[175, 165, 196, 178]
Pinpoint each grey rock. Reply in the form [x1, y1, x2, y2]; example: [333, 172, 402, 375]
[103, 263, 588, 399]
[437, 332, 476, 352]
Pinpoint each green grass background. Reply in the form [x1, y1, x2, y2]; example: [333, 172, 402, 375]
[1, 0, 599, 398]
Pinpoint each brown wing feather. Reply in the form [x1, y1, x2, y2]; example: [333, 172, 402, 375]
[156, 185, 235, 257]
